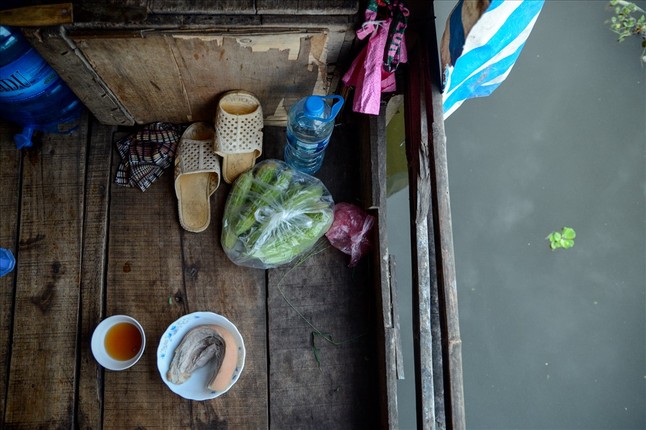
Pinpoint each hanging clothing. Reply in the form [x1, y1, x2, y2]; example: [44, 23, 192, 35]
[342, 0, 409, 115]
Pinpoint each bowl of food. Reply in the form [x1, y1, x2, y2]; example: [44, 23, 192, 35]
[157, 311, 245, 400]
[91, 315, 146, 371]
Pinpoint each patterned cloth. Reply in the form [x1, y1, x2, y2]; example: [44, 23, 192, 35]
[360, 0, 409, 72]
[114, 122, 181, 191]
[383, 0, 409, 73]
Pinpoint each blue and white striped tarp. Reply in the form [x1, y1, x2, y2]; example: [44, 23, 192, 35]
[441, 0, 545, 119]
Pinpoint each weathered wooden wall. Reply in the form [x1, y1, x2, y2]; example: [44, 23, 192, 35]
[21, 0, 361, 127]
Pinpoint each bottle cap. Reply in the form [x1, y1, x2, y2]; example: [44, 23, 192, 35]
[0, 248, 15, 277]
[304, 96, 325, 118]
[14, 126, 35, 149]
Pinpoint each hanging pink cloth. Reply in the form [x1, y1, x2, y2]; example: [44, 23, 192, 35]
[342, 18, 393, 115]
[342, 1, 408, 115]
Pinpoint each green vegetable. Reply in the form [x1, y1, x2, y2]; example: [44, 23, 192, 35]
[222, 171, 253, 249]
[546, 227, 576, 250]
[221, 160, 334, 268]
[227, 170, 253, 212]
[233, 161, 293, 236]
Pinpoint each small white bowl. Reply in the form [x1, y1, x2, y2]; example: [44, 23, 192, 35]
[91, 315, 146, 371]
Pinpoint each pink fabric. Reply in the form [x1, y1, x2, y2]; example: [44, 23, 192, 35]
[342, 18, 394, 116]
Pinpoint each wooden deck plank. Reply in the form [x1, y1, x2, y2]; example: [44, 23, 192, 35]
[423, 34, 466, 430]
[264, 124, 380, 429]
[267, 254, 377, 429]
[72, 0, 149, 25]
[149, 0, 256, 14]
[404, 24, 466, 429]
[256, 0, 359, 14]
[404, 34, 439, 430]
[180, 178, 268, 428]
[0, 112, 395, 428]
[102, 134, 190, 428]
[4, 118, 89, 427]
[360, 108, 401, 428]
[0, 122, 22, 424]
[76, 118, 116, 429]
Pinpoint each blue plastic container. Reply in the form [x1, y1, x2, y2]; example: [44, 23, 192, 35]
[284, 95, 344, 175]
[0, 25, 83, 149]
[0, 248, 15, 277]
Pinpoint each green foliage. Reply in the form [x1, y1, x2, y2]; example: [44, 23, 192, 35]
[607, 0, 646, 62]
[546, 227, 576, 250]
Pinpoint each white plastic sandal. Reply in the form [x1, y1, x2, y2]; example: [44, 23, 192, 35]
[214, 90, 263, 184]
[174, 122, 221, 233]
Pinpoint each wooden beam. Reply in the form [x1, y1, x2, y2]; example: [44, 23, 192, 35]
[4, 114, 89, 428]
[363, 106, 401, 429]
[404, 15, 466, 430]
[0, 3, 73, 27]
[421, 13, 466, 430]
[404, 42, 438, 429]
[103, 134, 189, 428]
[403, 1, 466, 426]
[76, 118, 115, 429]
[0, 121, 23, 426]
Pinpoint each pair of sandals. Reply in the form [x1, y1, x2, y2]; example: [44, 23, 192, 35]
[174, 90, 263, 233]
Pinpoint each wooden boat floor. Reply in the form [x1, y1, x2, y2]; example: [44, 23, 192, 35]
[0, 113, 380, 429]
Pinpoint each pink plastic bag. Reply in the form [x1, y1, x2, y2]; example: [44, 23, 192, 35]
[325, 203, 375, 267]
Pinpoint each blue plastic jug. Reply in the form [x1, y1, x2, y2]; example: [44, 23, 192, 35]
[284, 95, 344, 175]
[0, 248, 15, 277]
[0, 25, 83, 149]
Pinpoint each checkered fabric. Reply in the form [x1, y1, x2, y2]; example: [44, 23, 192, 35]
[114, 122, 181, 192]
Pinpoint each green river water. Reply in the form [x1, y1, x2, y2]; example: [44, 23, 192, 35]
[389, 1, 646, 428]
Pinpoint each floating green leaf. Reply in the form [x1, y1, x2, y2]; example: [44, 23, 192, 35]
[561, 227, 576, 240]
[547, 227, 576, 250]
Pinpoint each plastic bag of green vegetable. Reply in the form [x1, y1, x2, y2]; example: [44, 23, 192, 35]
[221, 159, 334, 269]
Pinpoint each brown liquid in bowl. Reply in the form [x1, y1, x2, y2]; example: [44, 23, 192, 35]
[104, 322, 142, 361]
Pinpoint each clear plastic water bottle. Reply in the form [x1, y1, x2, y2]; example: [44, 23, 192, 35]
[0, 25, 83, 149]
[284, 95, 344, 175]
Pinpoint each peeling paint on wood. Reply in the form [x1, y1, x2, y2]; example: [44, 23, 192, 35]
[69, 30, 329, 125]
